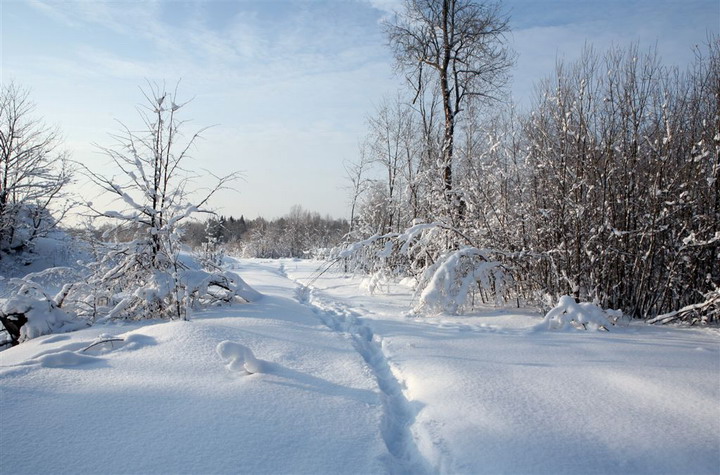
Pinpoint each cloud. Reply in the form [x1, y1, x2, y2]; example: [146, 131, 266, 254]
[25, 0, 78, 26]
[364, 0, 402, 17]
[5, 0, 399, 220]
[508, 0, 719, 107]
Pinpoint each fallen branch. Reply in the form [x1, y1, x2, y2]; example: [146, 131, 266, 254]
[648, 287, 720, 325]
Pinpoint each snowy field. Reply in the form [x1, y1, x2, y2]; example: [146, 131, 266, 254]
[1, 258, 719, 474]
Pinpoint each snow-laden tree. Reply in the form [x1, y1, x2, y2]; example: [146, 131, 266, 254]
[0, 83, 72, 256]
[82, 82, 246, 320]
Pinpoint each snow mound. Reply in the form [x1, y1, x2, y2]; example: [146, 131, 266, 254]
[80, 332, 157, 355]
[122, 333, 157, 350]
[37, 350, 99, 368]
[216, 340, 264, 374]
[38, 335, 71, 344]
[535, 296, 622, 331]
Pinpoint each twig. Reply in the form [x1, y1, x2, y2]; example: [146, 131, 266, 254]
[81, 338, 124, 353]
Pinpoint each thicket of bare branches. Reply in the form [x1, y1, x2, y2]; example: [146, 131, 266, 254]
[346, 0, 718, 324]
[511, 43, 719, 320]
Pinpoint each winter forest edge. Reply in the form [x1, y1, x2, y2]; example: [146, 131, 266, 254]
[3, 1, 717, 345]
[2, 1, 720, 473]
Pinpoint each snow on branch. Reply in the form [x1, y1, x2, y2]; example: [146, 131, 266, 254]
[183, 269, 262, 307]
[648, 286, 720, 325]
[337, 221, 511, 314]
[534, 296, 623, 331]
[415, 246, 508, 314]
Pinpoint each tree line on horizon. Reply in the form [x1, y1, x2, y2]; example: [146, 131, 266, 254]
[180, 207, 348, 259]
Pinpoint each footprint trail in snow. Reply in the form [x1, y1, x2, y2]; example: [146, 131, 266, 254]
[295, 282, 431, 475]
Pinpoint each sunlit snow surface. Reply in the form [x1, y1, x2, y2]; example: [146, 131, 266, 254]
[2, 258, 719, 474]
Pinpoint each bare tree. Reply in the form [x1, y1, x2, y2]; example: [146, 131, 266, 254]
[344, 145, 372, 239]
[82, 81, 240, 320]
[385, 0, 513, 222]
[365, 96, 418, 233]
[0, 83, 71, 255]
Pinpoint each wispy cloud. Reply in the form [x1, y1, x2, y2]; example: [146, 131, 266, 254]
[5, 0, 396, 219]
[25, 0, 79, 26]
[23, 0, 388, 89]
[364, 0, 402, 19]
[508, 0, 719, 107]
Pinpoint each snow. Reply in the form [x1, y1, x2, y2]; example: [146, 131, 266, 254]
[283, 260, 720, 474]
[535, 294, 622, 331]
[2, 258, 719, 474]
[216, 340, 265, 374]
[37, 350, 99, 368]
[1, 260, 387, 474]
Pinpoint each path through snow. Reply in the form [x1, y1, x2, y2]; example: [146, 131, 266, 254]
[284, 259, 720, 474]
[295, 282, 431, 474]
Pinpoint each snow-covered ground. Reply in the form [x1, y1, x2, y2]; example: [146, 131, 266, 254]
[2, 258, 719, 474]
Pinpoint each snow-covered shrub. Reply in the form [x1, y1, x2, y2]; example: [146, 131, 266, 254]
[82, 236, 181, 321]
[337, 222, 512, 314]
[415, 247, 508, 314]
[534, 296, 623, 331]
[0, 278, 86, 347]
[183, 269, 261, 308]
[83, 237, 262, 321]
[0, 204, 58, 256]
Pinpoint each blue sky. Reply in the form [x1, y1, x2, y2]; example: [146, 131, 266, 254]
[2, 0, 718, 221]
